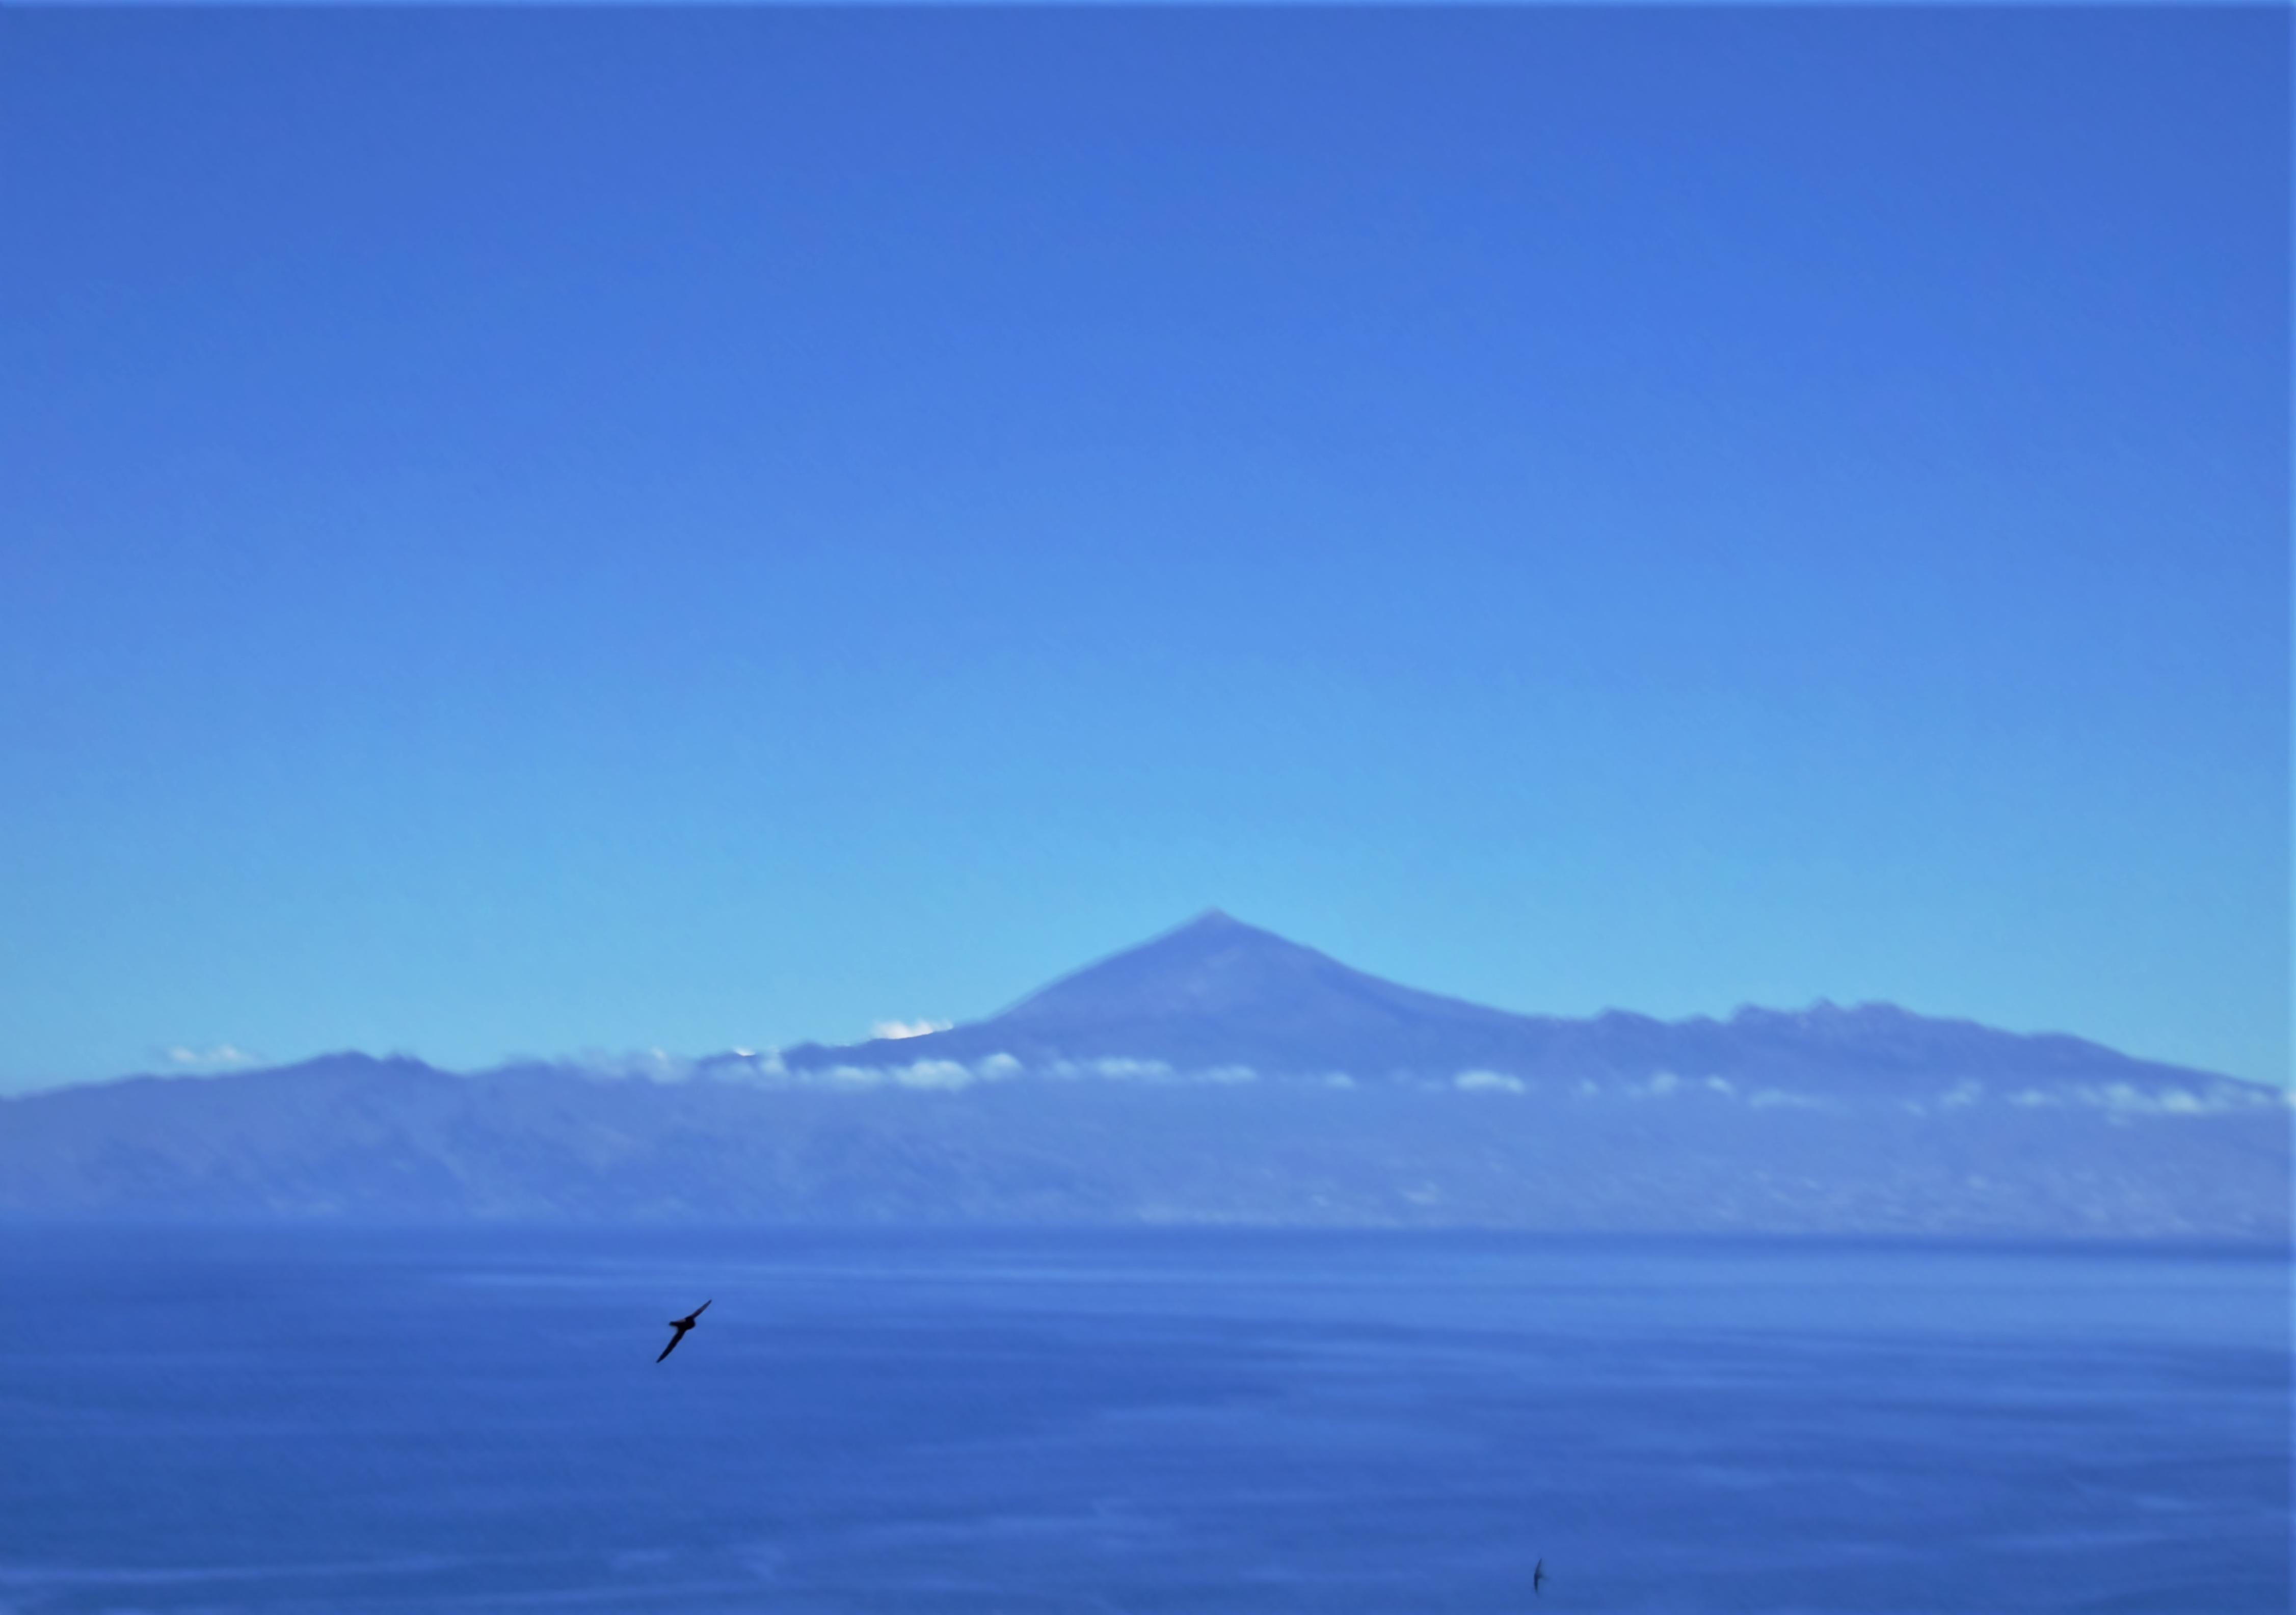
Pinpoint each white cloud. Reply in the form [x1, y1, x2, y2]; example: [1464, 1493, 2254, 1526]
[164, 1044, 259, 1071]
[707, 1047, 790, 1084]
[1995, 1080, 2285, 1117]
[1748, 1088, 1830, 1110]
[786, 1053, 1028, 1091]
[1454, 1070, 1527, 1094]
[1047, 1057, 1175, 1082]
[873, 1019, 951, 1041]
[2090, 1081, 2275, 1117]
[572, 1047, 695, 1083]
[892, 1060, 975, 1090]
[1958, 1079, 2290, 1117]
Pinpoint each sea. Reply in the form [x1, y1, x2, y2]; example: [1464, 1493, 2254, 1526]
[0, 1228, 2284, 1615]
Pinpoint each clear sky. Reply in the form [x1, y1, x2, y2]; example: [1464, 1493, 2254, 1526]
[3, 7, 2286, 1092]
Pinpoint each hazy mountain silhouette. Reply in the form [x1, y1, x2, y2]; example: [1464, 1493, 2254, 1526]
[772, 910, 2228, 1095]
[0, 913, 2284, 1237]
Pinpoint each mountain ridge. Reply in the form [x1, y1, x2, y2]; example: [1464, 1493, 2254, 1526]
[767, 910, 2236, 1095]
[0, 914, 2282, 1237]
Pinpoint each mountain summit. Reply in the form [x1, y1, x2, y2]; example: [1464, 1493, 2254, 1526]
[983, 909, 1536, 1066]
[775, 909, 1542, 1077]
[1001, 910, 1526, 1030]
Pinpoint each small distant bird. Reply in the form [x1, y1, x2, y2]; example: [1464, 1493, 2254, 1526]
[657, 1300, 711, 1362]
[1533, 1559, 1546, 1596]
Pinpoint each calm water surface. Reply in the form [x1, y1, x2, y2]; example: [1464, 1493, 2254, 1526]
[0, 1229, 2285, 1614]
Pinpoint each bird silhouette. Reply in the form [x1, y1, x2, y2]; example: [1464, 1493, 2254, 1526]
[657, 1300, 711, 1362]
[1533, 1559, 1546, 1596]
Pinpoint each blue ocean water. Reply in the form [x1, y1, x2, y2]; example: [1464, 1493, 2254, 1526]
[0, 1229, 2284, 1614]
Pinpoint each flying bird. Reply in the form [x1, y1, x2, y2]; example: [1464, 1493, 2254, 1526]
[1533, 1559, 1546, 1596]
[657, 1300, 711, 1362]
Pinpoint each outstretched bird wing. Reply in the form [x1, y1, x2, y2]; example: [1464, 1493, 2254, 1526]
[656, 1300, 711, 1361]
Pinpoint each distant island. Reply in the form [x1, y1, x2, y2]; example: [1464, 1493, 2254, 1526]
[2, 912, 2284, 1239]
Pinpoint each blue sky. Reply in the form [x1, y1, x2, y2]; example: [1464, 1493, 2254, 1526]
[3, 7, 2286, 1090]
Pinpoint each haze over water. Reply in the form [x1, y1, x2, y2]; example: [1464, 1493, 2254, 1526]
[4, 1229, 2284, 1614]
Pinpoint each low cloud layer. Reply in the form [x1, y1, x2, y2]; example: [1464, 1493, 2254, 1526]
[163, 1044, 259, 1072]
[569, 1048, 696, 1083]
[680, 1049, 2291, 1120]
[872, 1019, 952, 1041]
